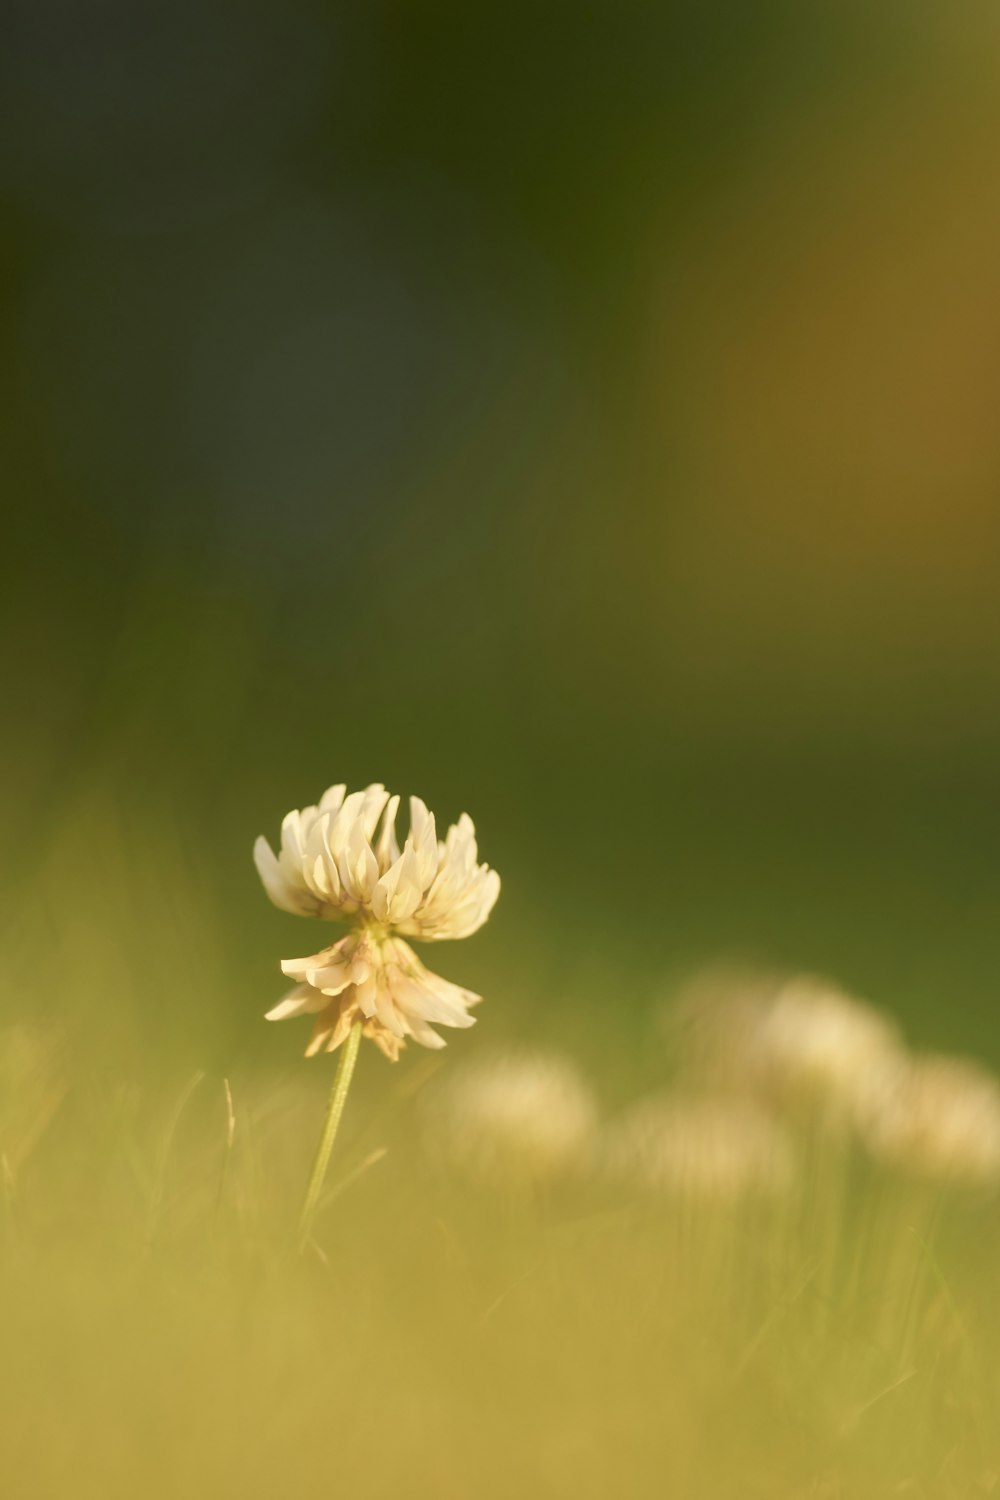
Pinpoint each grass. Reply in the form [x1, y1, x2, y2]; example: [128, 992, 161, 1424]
[2, 1007, 1000, 1500]
[3, 788, 1000, 1498]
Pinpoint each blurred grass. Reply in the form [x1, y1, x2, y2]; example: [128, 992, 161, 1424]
[4, 970, 1000, 1498]
[5, 1, 1000, 1493]
[3, 772, 1000, 1497]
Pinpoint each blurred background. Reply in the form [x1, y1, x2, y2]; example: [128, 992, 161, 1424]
[3, 0, 1000, 1075]
[8, 7, 1000, 1497]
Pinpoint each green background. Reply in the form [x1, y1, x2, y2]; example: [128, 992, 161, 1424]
[3, 0, 1000, 1073]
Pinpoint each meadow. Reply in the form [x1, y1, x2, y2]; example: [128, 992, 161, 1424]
[4, 775, 1000, 1499]
[6, 5, 1000, 1494]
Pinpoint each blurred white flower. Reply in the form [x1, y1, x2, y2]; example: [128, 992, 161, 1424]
[604, 1092, 795, 1199]
[748, 976, 902, 1115]
[255, 783, 500, 1059]
[669, 968, 902, 1122]
[667, 964, 786, 1082]
[426, 1050, 598, 1185]
[855, 1052, 1000, 1187]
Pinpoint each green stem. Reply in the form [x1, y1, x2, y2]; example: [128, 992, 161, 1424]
[297, 1021, 362, 1254]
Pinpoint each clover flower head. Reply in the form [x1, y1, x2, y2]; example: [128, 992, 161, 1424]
[748, 975, 902, 1114]
[667, 965, 786, 1083]
[254, 782, 500, 1059]
[670, 968, 902, 1123]
[425, 1050, 598, 1185]
[855, 1052, 1000, 1187]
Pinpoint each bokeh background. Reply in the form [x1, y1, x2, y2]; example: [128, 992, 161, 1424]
[5, 5, 1000, 1497]
[4, 0, 1000, 1073]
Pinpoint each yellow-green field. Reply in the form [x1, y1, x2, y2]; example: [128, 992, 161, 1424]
[5, 792, 1000, 1499]
[6, 6, 1000, 1495]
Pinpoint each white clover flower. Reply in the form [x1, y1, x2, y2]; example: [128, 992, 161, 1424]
[748, 976, 903, 1115]
[254, 783, 500, 1059]
[855, 1052, 1000, 1188]
[666, 965, 787, 1083]
[425, 1050, 599, 1186]
[669, 968, 903, 1123]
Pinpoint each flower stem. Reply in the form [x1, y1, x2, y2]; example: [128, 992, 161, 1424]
[297, 1020, 363, 1254]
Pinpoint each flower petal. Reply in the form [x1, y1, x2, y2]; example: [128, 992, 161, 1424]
[375, 794, 401, 873]
[254, 836, 316, 916]
[405, 1016, 448, 1050]
[372, 847, 423, 924]
[265, 984, 330, 1021]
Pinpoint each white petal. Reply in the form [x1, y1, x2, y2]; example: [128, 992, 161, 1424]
[375, 795, 401, 873]
[414, 837, 438, 891]
[372, 847, 423, 924]
[405, 1016, 448, 1050]
[359, 785, 390, 839]
[310, 855, 332, 900]
[390, 972, 476, 1028]
[254, 836, 316, 916]
[309, 964, 354, 995]
[354, 973, 377, 1018]
[408, 949, 481, 1006]
[372, 981, 407, 1038]
[280, 937, 348, 980]
[302, 815, 341, 904]
[326, 791, 367, 859]
[265, 984, 330, 1021]
[280, 809, 306, 861]
[409, 795, 432, 845]
[339, 820, 380, 904]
